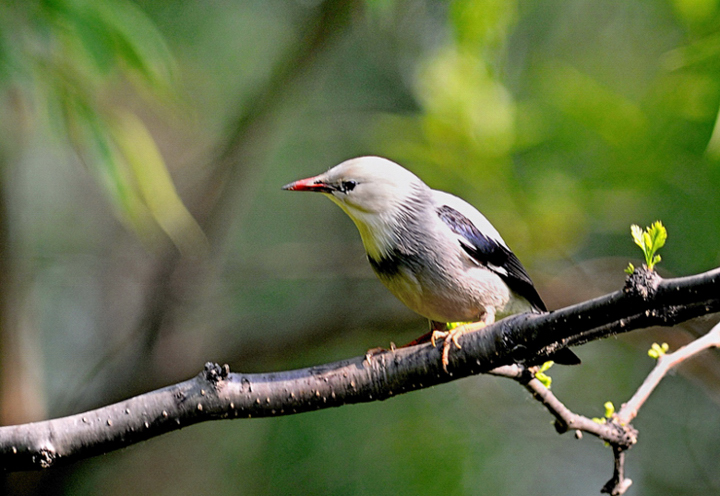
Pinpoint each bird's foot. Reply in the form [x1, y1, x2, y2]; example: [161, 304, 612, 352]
[432, 322, 488, 372]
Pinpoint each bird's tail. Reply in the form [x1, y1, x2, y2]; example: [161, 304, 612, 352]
[546, 347, 581, 366]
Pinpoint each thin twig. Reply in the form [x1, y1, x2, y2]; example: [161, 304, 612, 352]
[494, 322, 720, 495]
[491, 365, 638, 446]
[601, 446, 633, 495]
[617, 321, 720, 425]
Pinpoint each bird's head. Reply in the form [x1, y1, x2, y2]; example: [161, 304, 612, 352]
[283, 156, 427, 216]
[283, 156, 429, 257]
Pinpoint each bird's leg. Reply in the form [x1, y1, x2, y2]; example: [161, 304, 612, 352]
[433, 313, 496, 372]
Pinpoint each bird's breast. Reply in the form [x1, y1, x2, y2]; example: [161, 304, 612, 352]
[369, 248, 515, 323]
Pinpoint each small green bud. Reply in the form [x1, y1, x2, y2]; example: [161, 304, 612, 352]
[648, 342, 669, 359]
[535, 371, 552, 388]
[539, 361, 554, 373]
[534, 361, 554, 388]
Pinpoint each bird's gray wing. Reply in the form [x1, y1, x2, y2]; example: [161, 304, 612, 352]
[436, 205, 547, 312]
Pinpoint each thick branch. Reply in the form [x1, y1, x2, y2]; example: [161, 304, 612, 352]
[0, 267, 718, 471]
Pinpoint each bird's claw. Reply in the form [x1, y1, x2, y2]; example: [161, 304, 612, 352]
[432, 322, 488, 373]
[441, 328, 463, 372]
[450, 331, 463, 349]
[430, 330, 447, 348]
[430, 329, 458, 372]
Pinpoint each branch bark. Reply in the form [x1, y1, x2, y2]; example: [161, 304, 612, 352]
[0, 267, 718, 475]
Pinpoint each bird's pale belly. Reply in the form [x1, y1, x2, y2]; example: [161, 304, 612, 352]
[378, 264, 522, 324]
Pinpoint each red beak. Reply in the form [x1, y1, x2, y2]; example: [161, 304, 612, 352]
[282, 176, 332, 193]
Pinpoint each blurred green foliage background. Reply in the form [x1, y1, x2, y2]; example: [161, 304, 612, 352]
[1, 0, 720, 494]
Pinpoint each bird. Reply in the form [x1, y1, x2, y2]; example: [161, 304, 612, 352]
[282, 156, 579, 371]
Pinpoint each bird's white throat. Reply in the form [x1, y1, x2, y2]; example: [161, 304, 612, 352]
[330, 199, 399, 261]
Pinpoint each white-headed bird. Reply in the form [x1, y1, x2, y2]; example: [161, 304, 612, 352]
[283, 156, 578, 370]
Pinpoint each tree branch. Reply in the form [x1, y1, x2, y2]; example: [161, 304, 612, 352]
[490, 311, 720, 495]
[491, 363, 639, 495]
[489, 364, 637, 445]
[617, 321, 720, 425]
[0, 267, 718, 475]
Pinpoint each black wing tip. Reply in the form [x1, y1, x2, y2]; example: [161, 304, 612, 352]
[549, 348, 581, 366]
[524, 288, 547, 314]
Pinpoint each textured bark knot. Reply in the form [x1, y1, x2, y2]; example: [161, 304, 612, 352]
[623, 267, 661, 300]
[609, 421, 639, 449]
[35, 448, 56, 469]
[203, 362, 230, 384]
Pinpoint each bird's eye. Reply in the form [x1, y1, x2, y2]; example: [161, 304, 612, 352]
[340, 180, 357, 193]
